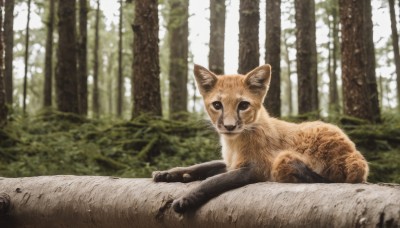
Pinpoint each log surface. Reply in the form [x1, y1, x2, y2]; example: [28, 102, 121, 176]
[0, 176, 399, 228]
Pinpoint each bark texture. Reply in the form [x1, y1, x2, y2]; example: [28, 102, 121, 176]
[4, 0, 13, 105]
[92, 0, 100, 118]
[132, 0, 162, 117]
[168, 0, 189, 119]
[0, 176, 399, 228]
[389, 0, 400, 112]
[339, 0, 377, 122]
[295, 0, 318, 115]
[22, 0, 31, 114]
[43, 0, 55, 108]
[238, 0, 260, 74]
[117, 0, 123, 117]
[78, 0, 88, 115]
[56, 0, 79, 114]
[264, 0, 281, 117]
[328, 1, 340, 115]
[209, 0, 225, 75]
[0, 0, 7, 127]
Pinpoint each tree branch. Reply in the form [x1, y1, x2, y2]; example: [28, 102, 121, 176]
[0, 176, 399, 227]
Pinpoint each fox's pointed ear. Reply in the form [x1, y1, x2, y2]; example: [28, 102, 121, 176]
[244, 64, 271, 95]
[193, 64, 218, 95]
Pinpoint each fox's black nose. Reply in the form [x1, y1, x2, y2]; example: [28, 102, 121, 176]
[224, 125, 236, 131]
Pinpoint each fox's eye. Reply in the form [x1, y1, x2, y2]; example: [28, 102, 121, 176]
[238, 101, 250, 111]
[212, 101, 223, 110]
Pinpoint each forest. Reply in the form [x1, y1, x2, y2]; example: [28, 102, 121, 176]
[0, 0, 399, 185]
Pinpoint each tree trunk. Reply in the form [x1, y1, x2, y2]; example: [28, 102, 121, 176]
[339, 0, 376, 122]
[168, 0, 189, 119]
[78, 0, 88, 115]
[264, 0, 281, 117]
[23, 0, 31, 114]
[364, 0, 380, 123]
[209, 0, 225, 75]
[56, 0, 79, 114]
[4, 0, 13, 106]
[43, 0, 55, 108]
[238, 0, 260, 74]
[282, 30, 293, 116]
[132, 0, 162, 118]
[117, 0, 124, 118]
[0, 0, 7, 127]
[0, 176, 399, 228]
[92, 0, 100, 118]
[389, 0, 400, 112]
[295, 0, 319, 116]
[328, 1, 340, 115]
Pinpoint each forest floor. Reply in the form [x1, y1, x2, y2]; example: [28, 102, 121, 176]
[0, 110, 399, 183]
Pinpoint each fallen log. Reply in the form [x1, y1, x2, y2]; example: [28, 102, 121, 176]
[0, 176, 399, 228]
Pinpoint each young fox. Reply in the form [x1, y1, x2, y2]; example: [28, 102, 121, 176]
[153, 64, 369, 213]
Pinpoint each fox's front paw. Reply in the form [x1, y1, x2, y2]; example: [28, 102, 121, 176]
[172, 191, 206, 213]
[152, 170, 193, 182]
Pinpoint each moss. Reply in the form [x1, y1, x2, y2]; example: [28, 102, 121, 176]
[0, 110, 398, 183]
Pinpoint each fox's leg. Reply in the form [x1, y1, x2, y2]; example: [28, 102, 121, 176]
[172, 165, 258, 213]
[272, 151, 330, 183]
[152, 160, 227, 183]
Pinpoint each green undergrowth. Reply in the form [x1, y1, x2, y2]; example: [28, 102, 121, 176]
[0, 111, 399, 183]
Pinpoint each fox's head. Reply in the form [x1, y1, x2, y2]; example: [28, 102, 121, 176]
[194, 64, 271, 137]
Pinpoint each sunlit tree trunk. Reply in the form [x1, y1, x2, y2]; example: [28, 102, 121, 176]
[209, 0, 225, 75]
[23, 0, 31, 114]
[44, 0, 55, 108]
[168, 0, 189, 119]
[295, 0, 318, 116]
[282, 30, 293, 116]
[264, 0, 281, 117]
[117, 0, 124, 118]
[0, 0, 7, 127]
[4, 0, 13, 106]
[389, 0, 400, 112]
[92, 0, 100, 118]
[132, 0, 162, 117]
[238, 0, 260, 74]
[56, 0, 79, 114]
[78, 0, 88, 115]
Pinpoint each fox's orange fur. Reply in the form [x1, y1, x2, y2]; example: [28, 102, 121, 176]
[195, 64, 368, 183]
[153, 64, 369, 213]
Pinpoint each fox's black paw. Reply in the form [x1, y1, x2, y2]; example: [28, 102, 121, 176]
[172, 197, 191, 213]
[152, 171, 193, 182]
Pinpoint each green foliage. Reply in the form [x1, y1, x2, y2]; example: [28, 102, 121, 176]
[0, 111, 219, 178]
[0, 111, 399, 183]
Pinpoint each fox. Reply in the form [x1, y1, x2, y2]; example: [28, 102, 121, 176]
[153, 64, 369, 214]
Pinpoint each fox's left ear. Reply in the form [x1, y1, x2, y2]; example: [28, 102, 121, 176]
[244, 64, 271, 95]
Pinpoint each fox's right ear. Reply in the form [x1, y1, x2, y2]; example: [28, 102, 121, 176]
[193, 64, 218, 95]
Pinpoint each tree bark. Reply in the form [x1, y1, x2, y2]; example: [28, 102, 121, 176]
[43, 0, 55, 108]
[168, 0, 189, 119]
[389, 0, 400, 112]
[264, 0, 281, 117]
[22, 0, 31, 114]
[328, 1, 340, 115]
[339, 0, 376, 122]
[117, 0, 124, 118]
[295, 0, 319, 116]
[0, 176, 399, 228]
[282, 30, 293, 116]
[78, 0, 88, 115]
[364, 0, 380, 123]
[92, 0, 100, 118]
[4, 0, 13, 106]
[209, 0, 225, 75]
[132, 0, 162, 118]
[0, 0, 7, 127]
[238, 0, 260, 74]
[56, 0, 79, 114]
